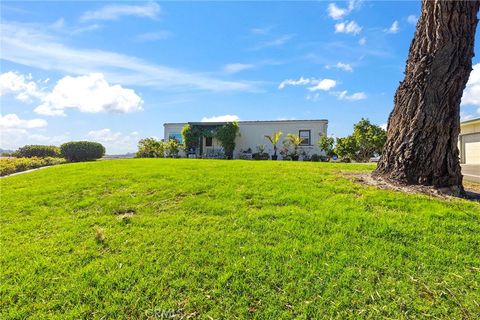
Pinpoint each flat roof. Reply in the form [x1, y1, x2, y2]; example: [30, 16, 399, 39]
[461, 117, 480, 125]
[164, 119, 328, 126]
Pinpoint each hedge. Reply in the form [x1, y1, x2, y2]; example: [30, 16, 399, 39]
[16, 145, 61, 158]
[60, 141, 105, 162]
[0, 157, 66, 176]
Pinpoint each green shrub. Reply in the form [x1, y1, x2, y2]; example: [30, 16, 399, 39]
[136, 138, 164, 158]
[0, 157, 66, 176]
[16, 145, 61, 158]
[60, 141, 105, 162]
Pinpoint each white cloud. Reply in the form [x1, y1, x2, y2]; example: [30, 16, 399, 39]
[308, 79, 337, 92]
[135, 31, 172, 42]
[224, 63, 255, 74]
[335, 21, 362, 35]
[251, 26, 273, 35]
[201, 115, 240, 122]
[0, 71, 43, 102]
[81, 2, 161, 21]
[386, 21, 400, 34]
[327, 0, 362, 20]
[327, 3, 348, 20]
[358, 37, 367, 45]
[326, 62, 353, 72]
[34, 73, 143, 116]
[333, 90, 367, 101]
[278, 77, 313, 89]
[462, 63, 480, 107]
[1, 21, 254, 92]
[0, 114, 47, 134]
[380, 123, 388, 130]
[87, 128, 138, 154]
[407, 15, 418, 25]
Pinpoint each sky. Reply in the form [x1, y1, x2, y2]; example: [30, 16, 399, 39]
[1, 1, 479, 154]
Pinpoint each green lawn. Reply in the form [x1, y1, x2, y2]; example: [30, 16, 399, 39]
[1, 159, 479, 319]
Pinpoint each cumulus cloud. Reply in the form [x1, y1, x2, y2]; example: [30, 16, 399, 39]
[81, 2, 161, 21]
[308, 79, 337, 92]
[326, 62, 353, 72]
[327, 3, 348, 20]
[462, 63, 480, 107]
[335, 21, 362, 35]
[407, 15, 418, 25]
[0, 71, 43, 102]
[333, 90, 367, 101]
[327, 0, 362, 20]
[201, 115, 240, 122]
[224, 63, 255, 74]
[0, 114, 47, 134]
[278, 77, 314, 89]
[386, 21, 400, 34]
[34, 73, 143, 116]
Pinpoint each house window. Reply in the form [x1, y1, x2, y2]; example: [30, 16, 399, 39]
[299, 130, 311, 146]
[168, 133, 183, 143]
[205, 136, 213, 147]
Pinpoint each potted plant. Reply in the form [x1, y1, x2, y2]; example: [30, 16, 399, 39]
[286, 133, 304, 161]
[265, 131, 282, 160]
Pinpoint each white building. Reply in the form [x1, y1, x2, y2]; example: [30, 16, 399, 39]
[163, 119, 328, 159]
[459, 118, 480, 164]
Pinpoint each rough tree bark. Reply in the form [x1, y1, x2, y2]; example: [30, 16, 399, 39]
[374, 0, 480, 191]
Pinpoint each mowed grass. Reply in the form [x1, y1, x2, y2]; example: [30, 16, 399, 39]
[1, 159, 479, 319]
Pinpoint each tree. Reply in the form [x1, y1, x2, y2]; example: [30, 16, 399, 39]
[318, 135, 335, 158]
[284, 133, 304, 161]
[136, 138, 164, 158]
[332, 119, 386, 162]
[265, 131, 282, 160]
[214, 122, 239, 159]
[374, 0, 480, 190]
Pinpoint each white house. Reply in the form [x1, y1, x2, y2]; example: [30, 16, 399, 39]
[163, 119, 328, 159]
[459, 117, 480, 164]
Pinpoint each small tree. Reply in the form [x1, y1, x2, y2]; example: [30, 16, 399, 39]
[165, 139, 181, 158]
[285, 133, 304, 161]
[136, 138, 164, 158]
[214, 122, 239, 159]
[334, 136, 358, 162]
[318, 136, 335, 158]
[265, 131, 282, 160]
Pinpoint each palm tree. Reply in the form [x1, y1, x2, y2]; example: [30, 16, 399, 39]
[286, 133, 304, 161]
[265, 131, 282, 160]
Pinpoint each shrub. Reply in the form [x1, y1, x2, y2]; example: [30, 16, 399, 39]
[215, 122, 239, 159]
[136, 138, 164, 158]
[16, 145, 61, 158]
[0, 157, 66, 176]
[310, 154, 321, 162]
[165, 139, 181, 158]
[252, 152, 269, 160]
[60, 141, 105, 162]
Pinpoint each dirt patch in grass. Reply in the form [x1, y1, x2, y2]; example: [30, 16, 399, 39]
[350, 172, 480, 201]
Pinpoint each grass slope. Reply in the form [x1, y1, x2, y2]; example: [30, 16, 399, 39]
[1, 159, 479, 319]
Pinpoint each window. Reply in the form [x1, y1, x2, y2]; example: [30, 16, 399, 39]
[168, 133, 183, 143]
[299, 130, 311, 146]
[205, 136, 213, 147]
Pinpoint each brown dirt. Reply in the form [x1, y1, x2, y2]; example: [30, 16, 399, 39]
[348, 173, 480, 201]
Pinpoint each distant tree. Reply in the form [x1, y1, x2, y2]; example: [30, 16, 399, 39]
[318, 136, 335, 158]
[136, 138, 164, 158]
[333, 119, 386, 162]
[375, 0, 480, 190]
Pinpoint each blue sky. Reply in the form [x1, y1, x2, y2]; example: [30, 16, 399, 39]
[1, 1, 479, 154]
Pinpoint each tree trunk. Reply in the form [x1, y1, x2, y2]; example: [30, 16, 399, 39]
[374, 0, 480, 190]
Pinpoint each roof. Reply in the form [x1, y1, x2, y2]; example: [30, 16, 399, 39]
[164, 119, 328, 126]
[461, 117, 480, 125]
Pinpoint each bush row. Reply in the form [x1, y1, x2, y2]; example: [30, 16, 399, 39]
[0, 157, 66, 176]
[9, 142, 106, 162]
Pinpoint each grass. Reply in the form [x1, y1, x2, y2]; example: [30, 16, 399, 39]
[1, 159, 479, 319]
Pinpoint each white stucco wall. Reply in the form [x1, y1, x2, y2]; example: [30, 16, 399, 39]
[163, 120, 328, 159]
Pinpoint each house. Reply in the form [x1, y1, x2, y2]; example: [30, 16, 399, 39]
[459, 118, 480, 165]
[163, 119, 328, 159]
